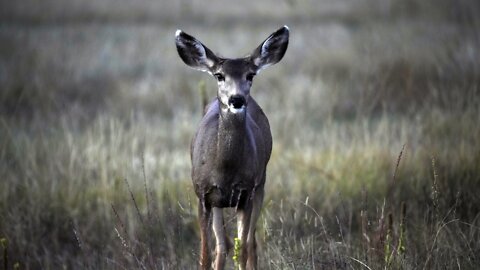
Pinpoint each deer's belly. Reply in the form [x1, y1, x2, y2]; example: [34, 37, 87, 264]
[194, 172, 257, 208]
[205, 186, 250, 208]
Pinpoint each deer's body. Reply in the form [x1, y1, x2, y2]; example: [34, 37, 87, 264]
[175, 26, 289, 270]
[192, 97, 271, 209]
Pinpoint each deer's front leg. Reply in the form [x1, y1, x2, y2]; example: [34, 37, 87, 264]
[198, 201, 211, 270]
[246, 187, 265, 270]
[237, 203, 253, 270]
[212, 207, 227, 269]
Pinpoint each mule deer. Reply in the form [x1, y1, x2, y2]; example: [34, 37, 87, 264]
[175, 26, 289, 270]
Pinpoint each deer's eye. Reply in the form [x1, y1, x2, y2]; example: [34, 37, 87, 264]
[214, 73, 225, 82]
[246, 73, 255, 82]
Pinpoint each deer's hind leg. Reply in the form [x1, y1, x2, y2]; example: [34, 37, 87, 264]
[198, 200, 211, 270]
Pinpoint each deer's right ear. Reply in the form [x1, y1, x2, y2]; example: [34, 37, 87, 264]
[175, 30, 218, 74]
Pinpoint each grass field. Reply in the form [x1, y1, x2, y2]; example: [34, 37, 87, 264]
[1, 0, 480, 269]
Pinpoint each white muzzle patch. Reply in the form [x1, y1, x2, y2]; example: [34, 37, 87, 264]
[228, 104, 246, 114]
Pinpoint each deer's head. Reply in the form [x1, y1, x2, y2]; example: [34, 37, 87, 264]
[175, 26, 289, 115]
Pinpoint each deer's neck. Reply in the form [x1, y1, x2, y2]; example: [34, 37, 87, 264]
[217, 109, 247, 167]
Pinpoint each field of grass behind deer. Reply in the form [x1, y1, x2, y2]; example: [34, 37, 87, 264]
[1, 0, 479, 269]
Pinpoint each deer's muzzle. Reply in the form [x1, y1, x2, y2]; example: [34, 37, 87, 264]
[228, 95, 246, 110]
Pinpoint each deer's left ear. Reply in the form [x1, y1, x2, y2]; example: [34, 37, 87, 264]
[251, 26, 289, 72]
[175, 30, 219, 74]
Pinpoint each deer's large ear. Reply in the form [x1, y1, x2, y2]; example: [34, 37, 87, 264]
[175, 30, 219, 74]
[251, 26, 289, 73]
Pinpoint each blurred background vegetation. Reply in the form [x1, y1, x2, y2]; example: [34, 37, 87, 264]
[1, 0, 479, 269]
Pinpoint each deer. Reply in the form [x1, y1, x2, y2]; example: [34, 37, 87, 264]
[175, 26, 289, 270]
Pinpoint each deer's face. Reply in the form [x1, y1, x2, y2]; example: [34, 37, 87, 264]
[175, 26, 289, 114]
[213, 59, 256, 114]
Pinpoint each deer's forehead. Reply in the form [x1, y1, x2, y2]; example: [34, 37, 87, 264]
[219, 59, 253, 76]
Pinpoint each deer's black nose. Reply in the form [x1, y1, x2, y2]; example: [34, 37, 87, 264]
[228, 95, 246, 109]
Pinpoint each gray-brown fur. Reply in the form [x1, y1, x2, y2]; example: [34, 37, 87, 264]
[191, 97, 271, 209]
